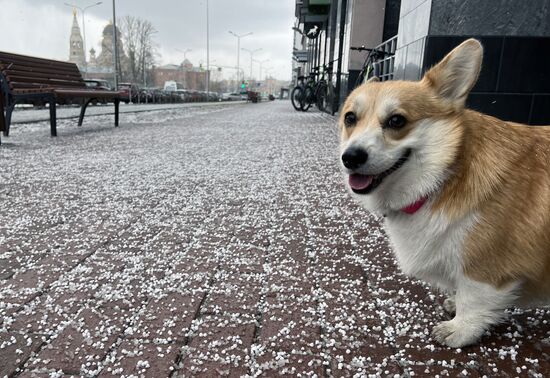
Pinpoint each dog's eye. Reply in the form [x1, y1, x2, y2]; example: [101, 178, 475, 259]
[385, 114, 407, 129]
[344, 112, 357, 127]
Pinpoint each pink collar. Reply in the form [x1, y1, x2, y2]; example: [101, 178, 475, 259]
[400, 197, 428, 214]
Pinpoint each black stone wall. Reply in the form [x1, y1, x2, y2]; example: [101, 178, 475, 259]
[424, 36, 550, 125]
[393, 0, 550, 125]
[430, 0, 550, 37]
[382, 0, 402, 41]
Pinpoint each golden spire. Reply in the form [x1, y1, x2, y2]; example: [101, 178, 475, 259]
[73, 8, 77, 17]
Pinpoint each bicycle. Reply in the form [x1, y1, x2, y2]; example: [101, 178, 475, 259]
[291, 61, 336, 112]
[351, 46, 394, 88]
[301, 69, 318, 111]
[302, 62, 336, 112]
[291, 75, 307, 111]
[314, 64, 333, 112]
[291, 68, 320, 112]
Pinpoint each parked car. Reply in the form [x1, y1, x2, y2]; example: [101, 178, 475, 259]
[140, 87, 161, 103]
[84, 79, 112, 91]
[222, 92, 242, 101]
[162, 90, 178, 103]
[164, 80, 185, 93]
[156, 89, 172, 103]
[197, 91, 208, 102]
[207, 92, 219, 102]
[248, 91, 260, 103]
[118, 83, 140, 103]
[176, 89, 191, 102]
[142, 88, 162, 103]
[187, 90, 198, 102]
[83, 79, 113, 105]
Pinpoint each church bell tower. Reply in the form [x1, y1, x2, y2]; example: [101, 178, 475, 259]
[68, 9, 86, 69]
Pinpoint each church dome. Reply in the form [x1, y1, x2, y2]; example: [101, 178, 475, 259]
[103, 24, 113, 35]
[103, 22, 120, 36]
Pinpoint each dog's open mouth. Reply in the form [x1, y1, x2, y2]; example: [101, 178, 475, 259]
[348, 149, 412, 194]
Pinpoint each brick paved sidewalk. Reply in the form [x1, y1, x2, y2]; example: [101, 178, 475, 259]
[1, 102, 549, 377]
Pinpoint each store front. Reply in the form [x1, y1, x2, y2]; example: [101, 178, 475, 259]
[292, 0, 401, 114]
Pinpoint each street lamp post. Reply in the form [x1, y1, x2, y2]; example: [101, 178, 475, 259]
[112, 0, 119, 89]
[264, 67, 274, 94]
[64, 1, 102, 78]
[236, 67, 245, 91]
[205, 0, 210, 100]
[253, 59, 269, 83]
[142, 30, 158, 93]
[241, 48, 262, 80]
[176, 48, 192, 61]
[228, 31, 252, 90]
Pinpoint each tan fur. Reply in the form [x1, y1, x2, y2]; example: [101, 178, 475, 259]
[433, 110, 550, 300]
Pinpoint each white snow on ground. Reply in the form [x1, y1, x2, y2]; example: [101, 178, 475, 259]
[10, 101, 246, 125]
[0, 102, 548, 377]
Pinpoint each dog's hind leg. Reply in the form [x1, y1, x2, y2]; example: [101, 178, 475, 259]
[432, 277, 519, 348]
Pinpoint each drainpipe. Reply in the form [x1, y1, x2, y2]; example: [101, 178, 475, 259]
[334, 0, 348, 115]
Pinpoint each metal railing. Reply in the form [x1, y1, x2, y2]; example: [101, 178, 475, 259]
[374, 35, 397, 81]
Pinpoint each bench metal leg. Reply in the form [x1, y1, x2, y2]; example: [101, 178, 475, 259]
[78, 99, 93, 126]
[4, 104, 14, 137]
[0, 94, 5, 136]
[49, 100, 57, 137]
[114, 99, 119, 127]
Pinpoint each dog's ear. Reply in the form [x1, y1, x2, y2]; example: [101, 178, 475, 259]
[367, 76, 380, 83]
[422, 39, 483, 106]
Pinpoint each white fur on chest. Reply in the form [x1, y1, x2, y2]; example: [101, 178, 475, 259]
[384, 206, 477, 292]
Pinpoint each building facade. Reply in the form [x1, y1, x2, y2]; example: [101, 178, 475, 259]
[393, 0, 550, 125]
[293, 0, 550, 124]
[85, 23, 129, 85]
[67, 12, 130, 86]
[66, 14, 208, 91]
[292, 0, 401, 114]
[151, 62, 209, 91]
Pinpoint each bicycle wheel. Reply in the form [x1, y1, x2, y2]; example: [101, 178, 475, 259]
[316, 83, 328, 112]
[364, 64, 376, 82]
[302, 86, 314, 111]
[291, 86, 304, 111]
[326, 82, 335, 115]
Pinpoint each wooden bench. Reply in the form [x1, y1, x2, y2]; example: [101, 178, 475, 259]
[0, 51, 123, 144]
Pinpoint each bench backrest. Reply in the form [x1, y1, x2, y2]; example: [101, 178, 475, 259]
[0, 51, 86, 92]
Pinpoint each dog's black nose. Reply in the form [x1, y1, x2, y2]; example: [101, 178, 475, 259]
[342, 147, 368, 169]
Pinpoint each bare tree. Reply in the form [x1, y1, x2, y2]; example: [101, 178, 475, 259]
[119, 15, 157, 84]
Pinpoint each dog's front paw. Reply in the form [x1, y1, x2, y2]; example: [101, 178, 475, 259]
[432, 320, 481, 348]
[443, 297, 456, 314]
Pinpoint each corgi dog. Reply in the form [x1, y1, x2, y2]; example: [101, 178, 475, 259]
[339, 39, 550, 348]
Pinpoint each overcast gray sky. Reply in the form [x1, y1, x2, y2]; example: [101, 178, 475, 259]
[0, 0, 295, 80]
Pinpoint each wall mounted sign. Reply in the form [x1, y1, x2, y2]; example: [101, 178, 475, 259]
[304, 22, 323, 39]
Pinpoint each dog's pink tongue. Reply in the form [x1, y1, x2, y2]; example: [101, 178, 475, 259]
[349, 174, 373, 190]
